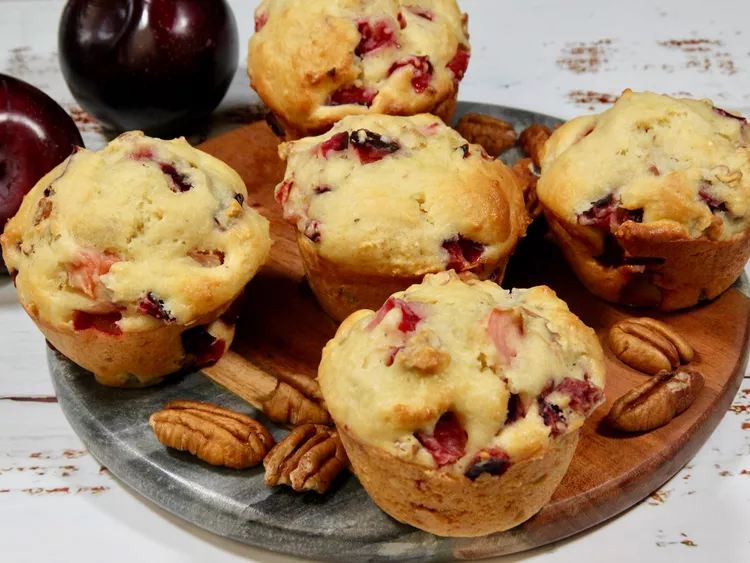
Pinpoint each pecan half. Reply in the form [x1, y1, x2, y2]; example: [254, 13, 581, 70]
[511, 157, 541, 218]
[262, 381, 332, 426]
[608, 317, 694, 375]
[455, 113, 517, 156]
[149, 400, 274, 469]
[264, 425, 348, 493]
[607, 368, 705, 432]
[202, 353, 331, 427]
[519, 124, 552, 168]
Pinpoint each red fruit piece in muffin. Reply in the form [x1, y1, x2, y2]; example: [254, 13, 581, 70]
[555, 377, 604, 415]
[72, 311, 123, 336]
[67, 250, 120, 298]
[446, 45, 470, 82]
[138, 292, 174, 322]
[329, 85, 378, 107]
[317, 132, 350, 159]
[387, 56, 433, 93]
[442, 235, 485, 271]
[349, 129, 400, 164]
[368, 297, 423, 332]
[415, 411, 467, 467]
[355, 18, 399, 56]
[488, 308, 523, 365]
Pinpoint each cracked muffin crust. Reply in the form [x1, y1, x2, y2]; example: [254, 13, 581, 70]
[318, 271, 605, 536]
[1, 131, 272, 386]
[538, 90, 750, 310]
[276, 113, 528, 321]
[248, 0, 470, 139]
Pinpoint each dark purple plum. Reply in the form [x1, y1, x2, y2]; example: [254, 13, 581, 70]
[58, 0, 239, 134]
[0, 73, 83, 272]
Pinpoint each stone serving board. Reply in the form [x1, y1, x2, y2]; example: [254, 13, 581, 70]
[49, 103, 750, 562]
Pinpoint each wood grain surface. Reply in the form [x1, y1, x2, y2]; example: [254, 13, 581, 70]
[197, 121, 750, 557]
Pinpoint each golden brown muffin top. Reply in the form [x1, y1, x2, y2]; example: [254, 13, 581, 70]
[1, 132, 271, 333]
[319, 272, 606, 478]
[275, 113, 527, 277]
[248, 0, 470, 133]
[539, 90, 750, 241]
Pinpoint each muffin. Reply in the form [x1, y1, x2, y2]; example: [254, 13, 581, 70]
[318, 271, 606, 536]
[1, 131, 271, 387]
[275, 113, 528, 321]
[538, 90, 750, 310]
[248, 0, 470, 140]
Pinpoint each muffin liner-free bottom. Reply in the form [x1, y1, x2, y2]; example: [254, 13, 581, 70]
[296, 233, 509, 322]
[546, 214, 750, 311]
[338, 425, 580, 537]
[34, 299, 238, 388]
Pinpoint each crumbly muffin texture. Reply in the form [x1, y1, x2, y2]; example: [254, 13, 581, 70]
[276, 113, 527, 277]
[1, 131, 271, 333]
[249, 0, 470, 133]
[540, 90, 750, 241]
[319, 271, 605, 479]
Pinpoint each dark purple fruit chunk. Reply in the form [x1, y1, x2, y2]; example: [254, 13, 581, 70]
[181, 325, 225, 368]
[138, 292, 174, 322]
[555, 377, 603, 415]
[538, 400, 567, 437]
[349, 129, 401, 164]
[506, 393, 526, 424]
[465, 448, 510, 480]
[442, 235, 485, 272]
[59, 0, 239, 134]
[159, 163, 192, 193]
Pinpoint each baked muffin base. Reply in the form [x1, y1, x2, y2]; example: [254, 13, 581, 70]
[296, 233, 510, 322]
[36, 300, 238, 387]
[338, 426, 579, 537]
[546, 214, 750, 310]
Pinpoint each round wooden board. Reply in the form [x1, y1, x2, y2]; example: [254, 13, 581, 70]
[49, 103, 750, 562]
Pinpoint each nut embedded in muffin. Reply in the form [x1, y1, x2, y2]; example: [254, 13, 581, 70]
[274, 113, 528, 321]
[538, 90, 750, 310]
[1, 131, 272, 387]
[248, 0, 471, 139]
[318, 271, 606, 536]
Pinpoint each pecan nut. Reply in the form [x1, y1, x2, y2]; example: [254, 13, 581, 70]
[519, 124, 552, 168]
[149, 400, 275, 469]
[262, 380, 332, 426]
[264, 424, 348, 494]
[607, 368, 705, 432]
[455, 113, 517, 156]
[397, 328, 451, 374]
[511, 157, 541, 218]
[608, 317, 694, 375]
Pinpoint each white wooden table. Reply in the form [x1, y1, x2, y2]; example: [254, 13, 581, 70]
[2, 1, 749, 561]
